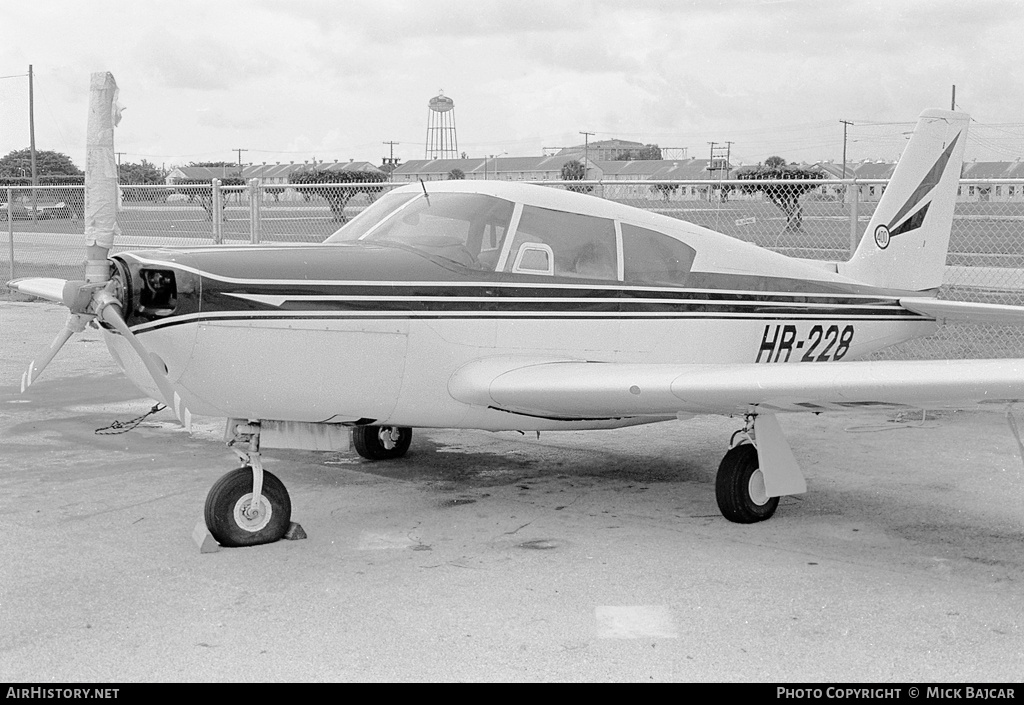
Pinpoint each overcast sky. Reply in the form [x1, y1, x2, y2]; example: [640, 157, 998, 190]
[2, 0, 1022, 171]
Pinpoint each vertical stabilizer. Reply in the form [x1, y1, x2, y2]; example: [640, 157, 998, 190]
[839, 109, 969, 291]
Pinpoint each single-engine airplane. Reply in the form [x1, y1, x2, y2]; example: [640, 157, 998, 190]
[11, 98, 1024, 547]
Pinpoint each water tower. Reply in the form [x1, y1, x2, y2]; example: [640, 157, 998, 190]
[425, 90, 458, 160]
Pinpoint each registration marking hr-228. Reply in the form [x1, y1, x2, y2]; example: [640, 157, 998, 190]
[755, 324, 855, 363]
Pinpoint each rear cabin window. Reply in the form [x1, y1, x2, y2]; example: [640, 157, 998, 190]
[621, 223, 696, 286]
[505, 205, 617, 280]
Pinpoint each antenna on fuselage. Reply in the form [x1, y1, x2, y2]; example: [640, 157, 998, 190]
[419, 178, 431, 206]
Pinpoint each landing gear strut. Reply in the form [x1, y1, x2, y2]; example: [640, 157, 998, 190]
[204, 421, 292, 547]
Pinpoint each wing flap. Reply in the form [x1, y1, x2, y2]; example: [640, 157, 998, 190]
[450, 357, 1024, 419]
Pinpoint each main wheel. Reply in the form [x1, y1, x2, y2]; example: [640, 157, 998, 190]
[715, 444, 779, 524]
[352, 425, 412, 460]
[204, 467, 292, 547]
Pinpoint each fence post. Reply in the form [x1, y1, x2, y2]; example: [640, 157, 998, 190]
[249, 178, 261, 244]
[6, 187, 13, 282]
[212, 179, 222, 244]
[849, 178, 860, 258]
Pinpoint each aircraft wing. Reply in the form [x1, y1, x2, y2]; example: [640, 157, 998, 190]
[449, 356, 1024, 420]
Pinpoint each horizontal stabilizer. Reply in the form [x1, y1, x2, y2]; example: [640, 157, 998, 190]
[900, 297, 1024, 325]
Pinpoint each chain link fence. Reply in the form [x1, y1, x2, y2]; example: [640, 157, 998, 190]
[4, 179, 1024, 359]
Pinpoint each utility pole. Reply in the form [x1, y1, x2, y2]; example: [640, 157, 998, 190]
[840, 120, 858, 254]
[28, 65, 36, 188]
[707, 142, 732, 176]
[28, 64, 37, 223]
[233, 148, 247, 177]
[840, 120, 854, 179]
[579, 131, 595, 178]
[382, 140, 400, 180]
[951, 84, 956, 110]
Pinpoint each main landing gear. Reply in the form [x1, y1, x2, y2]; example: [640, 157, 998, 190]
[715, 442, 779, 523]
[352, 425, 412, 460]
[714, 413, 806, 524]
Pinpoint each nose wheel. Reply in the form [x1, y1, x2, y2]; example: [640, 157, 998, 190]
[204, 466, 292, 547]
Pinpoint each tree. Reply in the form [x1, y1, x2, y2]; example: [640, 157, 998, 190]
[120, 160, 172, 203]
[288, 169, 388, 222]
[560, 159, 592, 193]
[613, 144, 663, 161]
[118, 159, 166, 184]
[0, 148, 83, 178]
[736, 160, 825, 230]
[174, 177, 245, 220]
[650, 182, 679, 201]
[447, 168, 465, 180]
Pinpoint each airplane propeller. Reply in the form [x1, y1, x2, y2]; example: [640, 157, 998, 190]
[11, 72, 191, 429]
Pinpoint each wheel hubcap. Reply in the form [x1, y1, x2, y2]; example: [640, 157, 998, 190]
[233, 493, 272, 533]
[748, 469, 770, 506]
[379, 427, 400, 450]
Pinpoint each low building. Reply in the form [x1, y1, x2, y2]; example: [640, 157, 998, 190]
[392, 155, 603, 183]
[166, 160, 383, 201]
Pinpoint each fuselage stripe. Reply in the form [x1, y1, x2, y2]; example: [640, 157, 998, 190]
[130, 310, 929, 333]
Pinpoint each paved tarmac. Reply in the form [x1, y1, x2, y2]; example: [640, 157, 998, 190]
[1, 301, 1022, 682]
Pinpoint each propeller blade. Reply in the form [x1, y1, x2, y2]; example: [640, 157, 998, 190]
[21, 314, 90, 392]
[7, 277, 70, 303]
[95, 293, 192, 430]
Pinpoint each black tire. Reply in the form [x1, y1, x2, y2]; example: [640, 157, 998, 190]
[204, 467, 292, 547]
[715, 444, 779, 524]
[352, 426, 412, 460]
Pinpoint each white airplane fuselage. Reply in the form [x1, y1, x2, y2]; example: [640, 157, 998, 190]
[105, 234, 935, 432]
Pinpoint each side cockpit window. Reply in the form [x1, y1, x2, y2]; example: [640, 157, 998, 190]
[328, 192, 515, 271]
[504, 205, 616, 280]
[621, 223, 696, 286]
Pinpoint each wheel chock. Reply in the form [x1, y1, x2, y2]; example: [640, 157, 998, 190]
[284, 522, 307, 541]
[192, 519, 221, 553]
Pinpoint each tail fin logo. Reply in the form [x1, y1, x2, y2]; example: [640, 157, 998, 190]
[874, 130, 961, 250]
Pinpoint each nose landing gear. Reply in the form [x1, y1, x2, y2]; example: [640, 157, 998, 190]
[203, 421, 293, 547]
[204, 466, 292, 547]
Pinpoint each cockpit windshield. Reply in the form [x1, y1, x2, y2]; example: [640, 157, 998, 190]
[326, 190, 515, 271]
